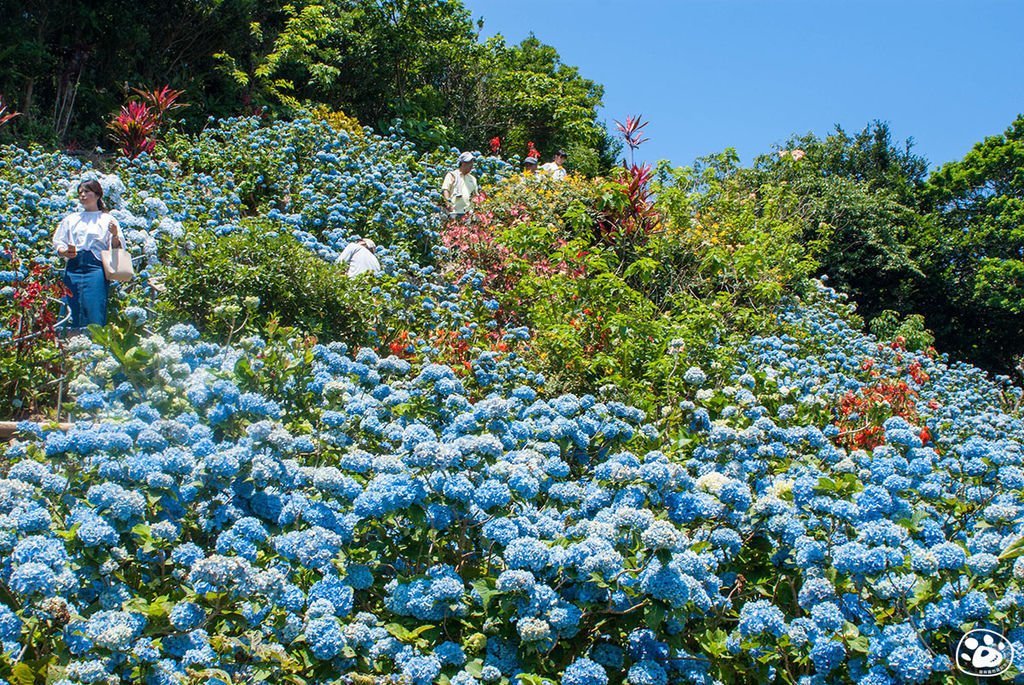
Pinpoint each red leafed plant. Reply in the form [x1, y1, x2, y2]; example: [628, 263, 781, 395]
[107, 85, 187, 159]
[489, 136, 501, 155]
[527, 141, 540, 159]
[596, 114, 659, 246]
[617, 161, 658, 232]
[615, 115, 649, 154]
[0, 94, 20, 129]
[133, 85, 187, 120]
[107, 101, 159, 158]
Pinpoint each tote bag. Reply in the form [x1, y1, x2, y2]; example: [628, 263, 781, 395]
[100, 247, 135, 282]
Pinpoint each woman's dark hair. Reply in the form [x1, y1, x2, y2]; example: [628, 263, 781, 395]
[78, 179, 107, 212]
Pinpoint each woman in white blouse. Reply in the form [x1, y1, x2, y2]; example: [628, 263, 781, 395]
[52, 179, 123, 328]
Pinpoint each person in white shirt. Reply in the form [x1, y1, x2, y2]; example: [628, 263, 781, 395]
[441, 151, 479, 217]
[52, 179, 124, 328]
[540, 150, 568, 180]
[337, 238, 382, 276]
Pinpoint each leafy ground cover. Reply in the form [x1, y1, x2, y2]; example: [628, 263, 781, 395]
[0, 116, 1023, 685]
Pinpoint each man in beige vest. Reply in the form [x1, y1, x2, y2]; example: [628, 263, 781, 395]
[441, 151, 479, 218]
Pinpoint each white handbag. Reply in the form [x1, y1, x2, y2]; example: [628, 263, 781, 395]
[100, 247, 135, 282]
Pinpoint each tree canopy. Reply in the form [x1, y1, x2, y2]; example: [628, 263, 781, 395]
[0, 0, 616, 168]
[920, 114, 1024, 370]
[743, 122, 928, 322]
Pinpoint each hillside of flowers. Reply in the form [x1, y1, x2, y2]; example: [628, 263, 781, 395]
[1, 115, 1024, 685]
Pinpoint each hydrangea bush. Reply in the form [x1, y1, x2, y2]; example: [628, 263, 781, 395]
[1, 116, 1022, 685]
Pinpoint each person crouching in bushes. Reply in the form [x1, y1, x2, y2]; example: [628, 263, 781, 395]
[523, 155, 538, 174]
[52, 179, 124, 328]
[337, 237, 381, 276]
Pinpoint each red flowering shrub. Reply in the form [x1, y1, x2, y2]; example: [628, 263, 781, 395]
[0, 253, 69, 417]
[8, 265, 68, 342]
[834, 349, 932, 450]
[441, 212, 517, 291]
[440, 174, 601, 294]
[380, 325, 522, 384]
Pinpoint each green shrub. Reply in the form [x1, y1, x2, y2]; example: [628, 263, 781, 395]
[444, 151, 820, 415]
[650, 152, 819, 312]
[157, 222, 371, 344]
[869, 309, 935, 352]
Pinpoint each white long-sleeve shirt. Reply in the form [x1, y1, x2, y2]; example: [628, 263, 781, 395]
[337, 242, 381, 276]
[53, 211, 122, 260]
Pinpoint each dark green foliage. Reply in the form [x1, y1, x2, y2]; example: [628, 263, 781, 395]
[157, 223, 371, 344]
[918, 114, 1024, 372]
[739, 116, 1024, 374]
[471, 35, 618, 172]
[0, 0, 272, 144]
[744, 122, 928, 323]
[787, 120, 929, 204]
[0, 0, 613, 169]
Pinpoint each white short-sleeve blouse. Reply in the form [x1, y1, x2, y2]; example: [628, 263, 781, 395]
[52, 211, 121, 260]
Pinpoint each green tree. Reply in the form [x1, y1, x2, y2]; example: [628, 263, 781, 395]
[212, 1, 358, 112]
[0, 0, 616, 170]
[0, 0, 280, 144]
[475, 34, 617, 174]
[341, 0, 483, 147]
[787, 120, 929, 205]
[922, 114, 1024, 371]
[744, 121, 929, 322]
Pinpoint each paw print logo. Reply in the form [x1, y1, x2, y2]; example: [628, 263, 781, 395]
[955, 628, 1013, 677]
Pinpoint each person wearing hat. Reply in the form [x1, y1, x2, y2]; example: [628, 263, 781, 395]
[540, 150, 568, 180]
[523, 156, 538, 174]
[337, 237, 381, 276]
[441, 151, 479, 217]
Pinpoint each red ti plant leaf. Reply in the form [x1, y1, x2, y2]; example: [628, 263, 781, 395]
[0, 94, 21, 129]
[593, 114, 661, 246]
[613, 114, 649, 151]
[131, 85, 188, 120]
[107, 85, 186, 159]
[107, 101, 159, 158]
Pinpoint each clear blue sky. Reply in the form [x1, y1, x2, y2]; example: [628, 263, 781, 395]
[462, 0, 1024, 171]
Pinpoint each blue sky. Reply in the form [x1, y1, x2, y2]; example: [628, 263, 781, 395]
[461, 0, 1024, 171]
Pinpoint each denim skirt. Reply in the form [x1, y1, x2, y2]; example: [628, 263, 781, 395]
[63, 252, 108, 328]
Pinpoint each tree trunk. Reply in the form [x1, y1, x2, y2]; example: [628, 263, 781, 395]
[22, 78, 35, 120]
